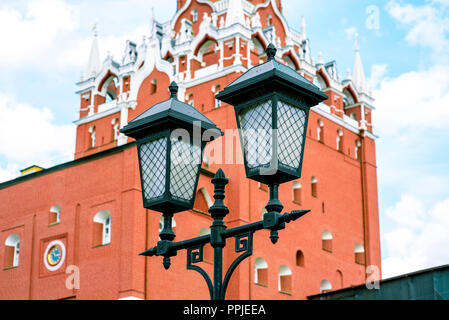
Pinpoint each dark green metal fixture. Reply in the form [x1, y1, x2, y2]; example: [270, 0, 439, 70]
[120, 82, 221, 262]
[122, 44, 328, 300]
[216, 43, 328, 186]
[121, 81, 221, 214]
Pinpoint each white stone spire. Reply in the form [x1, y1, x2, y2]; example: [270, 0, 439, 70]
[226, 0, 245, 27]
[85, 26, 101, 80]
[149, 7, 157, 39]
[301, 16, 307, 40]
[352, 33, 366, 93]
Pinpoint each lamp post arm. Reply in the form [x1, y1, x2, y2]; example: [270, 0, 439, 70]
[139, 168, 311, 300]
[139, 210, 310, 257]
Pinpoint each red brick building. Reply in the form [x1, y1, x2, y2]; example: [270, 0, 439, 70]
[0, 0, 380, 300]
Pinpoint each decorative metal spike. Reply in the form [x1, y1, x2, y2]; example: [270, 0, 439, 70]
[163, 257, 171, 270]
[169, 81, 179, 99]
[270, 230, 279, 244]
[266, 43, 277, 61]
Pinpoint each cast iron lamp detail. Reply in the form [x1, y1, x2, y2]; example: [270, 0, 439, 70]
[121, 44, 328, 300]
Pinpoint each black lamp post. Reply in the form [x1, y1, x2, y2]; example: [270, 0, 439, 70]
[121, 44, 327, 300]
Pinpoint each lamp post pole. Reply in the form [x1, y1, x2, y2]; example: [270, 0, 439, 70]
[140, 168, 309, 300]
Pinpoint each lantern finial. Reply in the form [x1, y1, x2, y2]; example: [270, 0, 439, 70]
[169, 81, 179, 99]
[266, 43, 277, 61]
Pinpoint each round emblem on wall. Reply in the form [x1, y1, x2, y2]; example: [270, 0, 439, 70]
[44, 240, 66, 271]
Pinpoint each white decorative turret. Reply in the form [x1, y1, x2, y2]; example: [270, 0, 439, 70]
[251, 12, 262, 29]
[177, 18, 193, 44]
[122, 40, 137, 65]
[85, 26, 101, 80]
[226, 0, 245, 27]
[352, 34, 367, 93]
[317, 51, 324, 66]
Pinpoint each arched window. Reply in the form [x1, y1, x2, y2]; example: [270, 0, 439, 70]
[350, 112, 357, 120]
[336, 270, 344, 289]
[191, 9, 198, 22]
[254, 258, 268, 286]
[336, 129, 343, 153]
[311, 176, 318, 198]
[186, 93, 194, 106]
[159, 216, 177, 233]
[322, 230, 333, 252]
[267, 14, 272, 26]
[200, 188, 213, 209]
[49, 205, 61, 225]
[199, 228, 213, 263]
[296, 250, 304, 267]
[262, 207, 267, 219]
[292, 181, 302, 204]
[212, 84, 221, 108]
[93, 210, 111, 246]
[251, 37, 265, 57]
[158, 216, 177, 241]
[194, 187, 213, 213]
[355, 243, 365, 265]
[88, 125, 96, 148]
[343, 90, 355, 108]
[197, 40, 218, 68]
[203, 155, 210, 167]
[355, 140, 362, 160]
[320, 279, 332, 293]
[150, 79, 157, 95]
[105, 89, 116, 103]
[315, 74, 327, 90]
[258, 182, 268, 192]
[279, 265, 292, 293]
[111, 117, 120, 141]
[4, 234, 20, 268]
[317, 119, 324, 143]
[282, 56, 296, 70]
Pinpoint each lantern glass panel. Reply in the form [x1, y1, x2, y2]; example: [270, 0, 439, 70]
[238, 99, 273, 169]
[139, 137, 167, 201]
[169, 137, 202, 201]
[277, 100, 307, 170]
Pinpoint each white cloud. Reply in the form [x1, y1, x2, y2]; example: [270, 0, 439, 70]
[373, 64, 449, 135]
[0, 0, 79, 66]
[382, 195, 449, 279]
[386, 0, 449, 62]
[0, 0, 167, 71]
[58, 24, 150, 70]
[344, 26, 358, 40]
[368, 64, 387, 89]
[0, 92, 75, 182]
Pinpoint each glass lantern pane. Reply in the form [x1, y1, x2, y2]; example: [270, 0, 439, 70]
[170, 138, 202, 201]
[139, 138, 167, 201]
[277, 100, 306, 169]
[239, 100, 273, 168]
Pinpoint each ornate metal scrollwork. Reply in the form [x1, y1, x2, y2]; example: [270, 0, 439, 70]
[235, 232, 251, 253]
[186, 245, 214, 299]
[220, 232, 254, 299]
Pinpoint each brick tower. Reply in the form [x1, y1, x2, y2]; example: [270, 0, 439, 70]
[0, 0, 380, 300]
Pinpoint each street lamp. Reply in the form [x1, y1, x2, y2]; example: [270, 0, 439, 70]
[120, 81, 222, 268]
[215, 44, 328, 185]
[216, 43, 328, 243]
[121, 44, 327, 300]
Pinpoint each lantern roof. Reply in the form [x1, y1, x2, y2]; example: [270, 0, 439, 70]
[216, 44, 328, 106]
[121, 82, 221, 139]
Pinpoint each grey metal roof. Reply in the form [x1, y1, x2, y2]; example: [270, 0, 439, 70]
[131, 98, 215, 127]
[121, 82, 220, 137]
[217, 45, 327, 104]
[227, 59, 316, 90]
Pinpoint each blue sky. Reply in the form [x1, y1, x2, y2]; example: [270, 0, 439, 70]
[0, 0, 448, 280]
